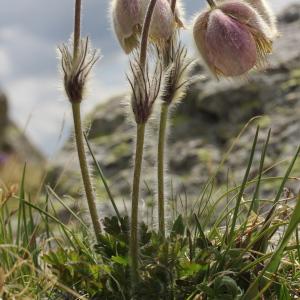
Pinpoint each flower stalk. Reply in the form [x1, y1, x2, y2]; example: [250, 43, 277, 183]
[64, 0, 102, 242]
[130, 123, 146, 283]
[139, 0, 158, 70]
[129, 0, 159, 285]
[206, 0, 217, 9]
[157, 103, 168, 237]
[72, 102, 102, 241]
[156, 0, 189, 239]
[73, 0, 81, 60]
[156, 2, 175, 239]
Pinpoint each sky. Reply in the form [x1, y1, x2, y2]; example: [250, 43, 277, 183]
[0, 0, 298, 156]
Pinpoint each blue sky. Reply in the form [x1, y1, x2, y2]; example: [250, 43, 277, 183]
[0, 0, 298, 156]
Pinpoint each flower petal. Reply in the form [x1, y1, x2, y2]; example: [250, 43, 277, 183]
[206, 9, 257, 76]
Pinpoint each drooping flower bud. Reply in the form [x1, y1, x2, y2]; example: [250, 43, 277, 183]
[244, 0, 277, 38]
[111, 0, 142, 54]
[193, 0, 274, 77]
[59, 37, 100, 103]
[112, 0, 177, 53]
[167, 0, 185, 28]
[140, 0, 175, 44]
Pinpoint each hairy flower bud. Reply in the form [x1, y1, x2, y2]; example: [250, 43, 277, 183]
[112, 0, 177, 53]
[193, 1, 274, 77]
[59, 37, 100, 103]
[140, 0, 175, 43]
[111, 0, 141, 54]
[244, 0, 277, 38]
[168, 0, 185, 28]
[128, 56, 162, 124]
[161, 43, 192, 104]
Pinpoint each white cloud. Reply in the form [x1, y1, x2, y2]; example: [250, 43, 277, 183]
[0, 0, 299, 157]
[5, 76, 71, 155]
[0, 49, 12, 77]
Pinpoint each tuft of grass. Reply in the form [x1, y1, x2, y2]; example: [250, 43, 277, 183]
[1, 127, 299, 299]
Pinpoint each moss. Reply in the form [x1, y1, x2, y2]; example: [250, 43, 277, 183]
[290, 68, 300, 79]
[91, 135, 114, 145]
[172, 114, 190, 127]
[281, 78, 300, 91]
[240, 98, 261, 111]
[197, 148, 212, 162]
[257, 115, 272, 128]
[111, 142, 131, 158]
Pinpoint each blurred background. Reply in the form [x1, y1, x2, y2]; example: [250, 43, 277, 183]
[0, 0, 300, 202]
[0, 0, 298, 155]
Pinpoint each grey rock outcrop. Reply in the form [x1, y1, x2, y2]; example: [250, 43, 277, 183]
[0, 91, 44, 168]
[51, 5, 300, 209]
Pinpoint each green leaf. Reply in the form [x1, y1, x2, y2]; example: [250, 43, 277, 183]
[112, 255, 128, 266]
[171, 214, 185, 237]
[279, 284, 292, 300]
[214, 276, 243, 300]
[265, 194, 300, 274]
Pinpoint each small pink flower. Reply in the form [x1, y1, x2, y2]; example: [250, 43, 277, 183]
[193, 1, 274, 77]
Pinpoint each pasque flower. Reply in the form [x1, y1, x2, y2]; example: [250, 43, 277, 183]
[140, 0, 175, 43]
[59, 38, 99, 103]
[244, 0, 277, 37]
[111, 0, 141, 54]
[193, 0, 275, 77]
[111, 0, 179, 53]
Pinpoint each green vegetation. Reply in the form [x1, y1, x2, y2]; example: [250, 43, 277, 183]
[1, 1, 300, 299]
[0, 126, 299, 299]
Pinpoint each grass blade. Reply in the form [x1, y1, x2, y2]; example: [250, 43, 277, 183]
[264, 146, 300, 223]
[16, 164, 27, 246]
[228, 126, 260, 243]
[84, 133, 121, 222]
[249, 129, 271, 215]
[47, 185, 89, 231]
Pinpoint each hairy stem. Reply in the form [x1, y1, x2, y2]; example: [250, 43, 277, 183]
[130, 123, 146, 284]
[129, 0, 158, 287]
[72, 104, 102, 240]
[72, 103, 102, 241]
[73, 0, 81, 61]
[139, 0, 158, 69]
[157, 0, 177, 238]
[157, 103, 169, 238]
[70, 0, 101, 241]
[206, 0, 217, 8]
[171, 0, 177, 13]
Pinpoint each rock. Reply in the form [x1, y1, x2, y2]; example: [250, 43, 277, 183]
[0, 92, 9, 139]
[279, 4, 300, 23]
[50, 5, 300, 213]
[0, 90, 45, 190]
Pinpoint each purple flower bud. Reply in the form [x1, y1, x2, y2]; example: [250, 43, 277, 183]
[167, 0, 185, 28]
[193, 0, 274, 77]
[244, 0, 277, 38]
[140, 0, 175, 43]
[112, 0, 177, 53]
[111, 0, 142, 54]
